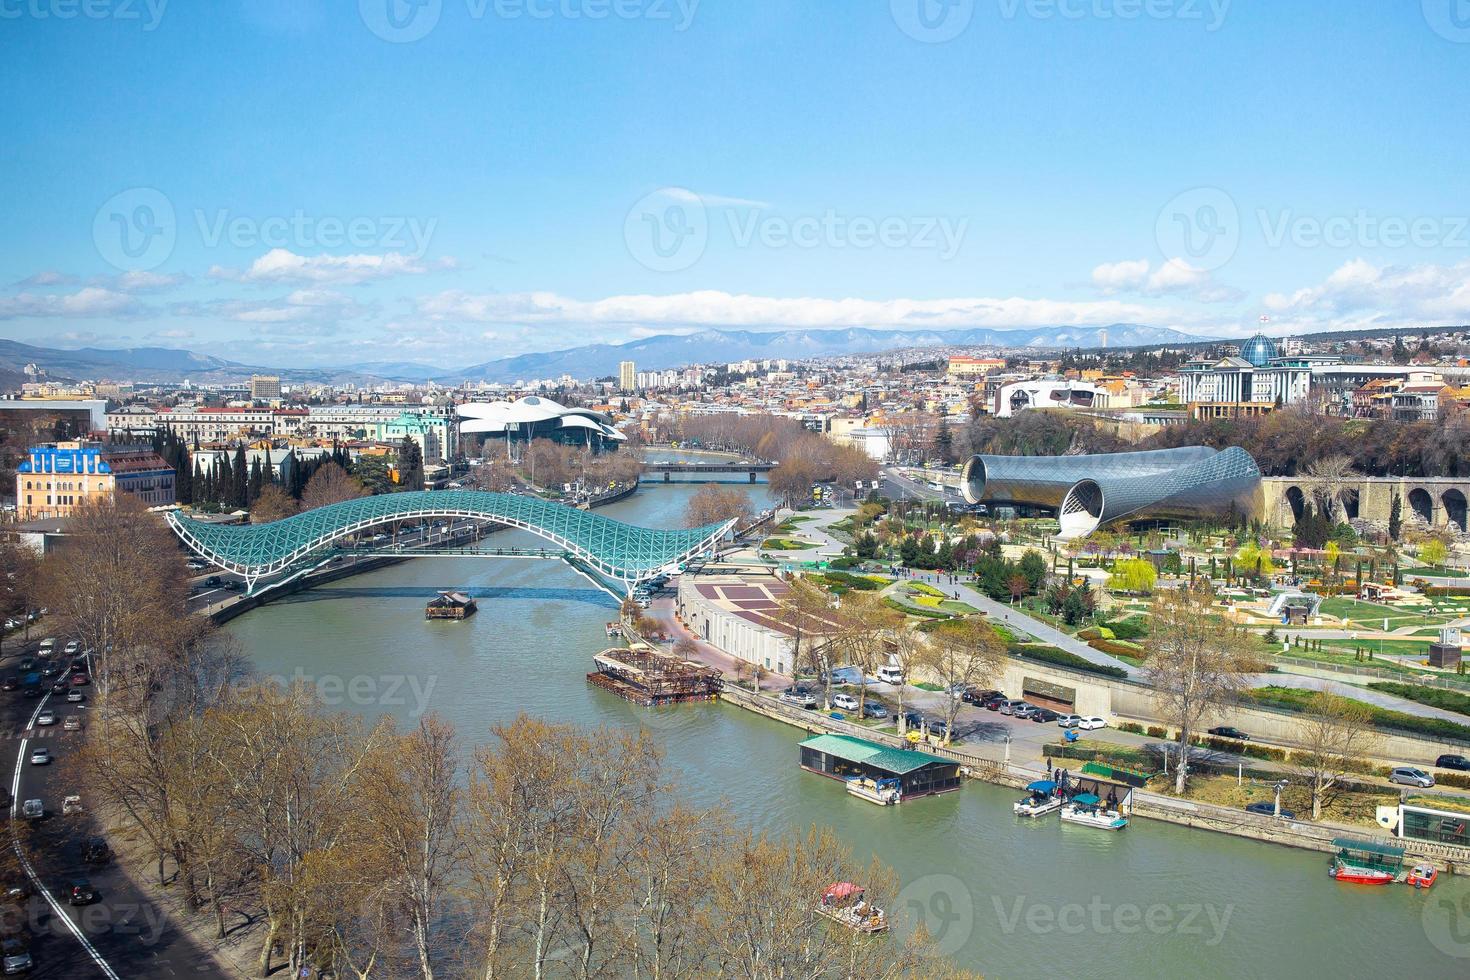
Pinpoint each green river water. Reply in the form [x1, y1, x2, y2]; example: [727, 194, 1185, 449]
[224, 481, 1470, 978]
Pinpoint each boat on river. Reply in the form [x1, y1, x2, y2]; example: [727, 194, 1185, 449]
[1328, 837, 1405, 885]
[1014, 780, 1063, 817]
[846, 776, 902, 806]
[816, 882, 888, 933]
[1405, 863, 1438, 889]
[1060, 793, 1128, 830]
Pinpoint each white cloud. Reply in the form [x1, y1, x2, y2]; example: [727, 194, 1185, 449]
[1091, 258, 1243, 304]
[661, 187, 772, 209]
[1091, 259, 1150, 293]
[1264, 258, 1470, 320]
[0, 287, 141, 319]
[172, 290, 371, 326]
[10, 271, 78, 289]
[208, 248, 445, 286]
[101, 270, 189, 292]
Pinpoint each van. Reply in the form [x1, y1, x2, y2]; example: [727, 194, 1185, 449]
[831, 692, 860, 712]
[876, 665, 904, 685]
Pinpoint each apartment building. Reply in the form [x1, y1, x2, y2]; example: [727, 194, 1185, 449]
[15, 441, 175, 520]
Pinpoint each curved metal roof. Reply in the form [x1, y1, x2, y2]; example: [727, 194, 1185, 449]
[167, 490, 732, 586]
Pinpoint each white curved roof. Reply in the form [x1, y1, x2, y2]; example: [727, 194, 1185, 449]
[458, 398, 622, 438]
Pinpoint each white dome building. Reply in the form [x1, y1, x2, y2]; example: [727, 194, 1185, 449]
[457, 397, 627, 451]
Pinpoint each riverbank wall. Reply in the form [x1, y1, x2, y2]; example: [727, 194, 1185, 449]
[714, 681, 1470, 874]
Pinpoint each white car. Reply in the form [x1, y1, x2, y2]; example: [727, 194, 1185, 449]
[64, 640, 80, 655]
[1077, 716, 1108, 731]
[28, 748, 50, 766]
[35, 709, 56, 727]
[1055, 714, 1083, 728]
[831, 692, 860, 712]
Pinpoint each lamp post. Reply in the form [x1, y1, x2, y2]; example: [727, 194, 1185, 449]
[1273, 779, 1289, 818]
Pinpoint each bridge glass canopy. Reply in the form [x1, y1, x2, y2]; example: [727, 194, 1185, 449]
[168, 490, 732, 585]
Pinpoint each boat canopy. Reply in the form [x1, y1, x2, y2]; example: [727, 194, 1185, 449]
[1331, 837, 1405, 858]
[1027, 780, 1057, 792]
[1073, 793, 1101, 805]
[824, 882, 863, 901]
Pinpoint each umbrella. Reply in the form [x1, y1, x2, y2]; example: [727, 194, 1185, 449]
[1026, 780, 1057, 792]
[824, 882, 862, 901]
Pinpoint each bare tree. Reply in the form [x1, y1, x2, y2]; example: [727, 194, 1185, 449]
[778, 576, 840, 706]
[1291, 692, 1379, 821]
[682, 483, 752, 529]
[249, 484, 299, 523]
[301, 462, 367, 511]
[1305, 454, 1359, 522]
[1143, 585, 1257, 793]
[921, 619, 1006, 743]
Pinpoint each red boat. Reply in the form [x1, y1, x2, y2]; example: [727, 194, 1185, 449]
[1405, 864, 1438, 889]
[1329, 861, 1395, 885]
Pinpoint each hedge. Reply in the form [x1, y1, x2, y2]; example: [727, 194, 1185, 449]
[1247, 686, 1470, 744]
[1102, 615, 1149, 640]
[1366, 681, 1470, 717]
[883, 597, 951, 620]
[1088, 638, 1145, 657]
[1008, 643, 1130, 679]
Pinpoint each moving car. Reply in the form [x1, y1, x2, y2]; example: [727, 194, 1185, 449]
[1077, 717, 1108, 731]
[36, 639, 53, 653]
[1, 936, 32, 975]
[1, 677, 16, 693]
[1245, 801, 1296, 818]
[62, 880, 95, 906]
[65, 690, 84, 704]
[28, 748, 50, 766]
[831, 692, 860, 712]
[1389, 767, 1434, 788]
[63, 641, 79, 655]
[70, 673, 88, 687]
[20, 801, 41, 821]
[1436, 754, 1470, 771]
[1208, 726, 1251, 740]
[34, 710, 55, 727]
[81, 837, 110, 864]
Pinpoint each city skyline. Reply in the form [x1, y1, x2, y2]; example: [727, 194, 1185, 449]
[3, 3, 1470, 368]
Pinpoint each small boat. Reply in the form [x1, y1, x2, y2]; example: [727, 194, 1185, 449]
[1405, 863, 1438, 889]
[1014, 780, 1063, 818]
[816, 882, 888, 933]
[846, 776, 902, 806]
[605, 622, 624, 638]
[1060, 793, 1128, 830]
[1329, 861, 1395, 885]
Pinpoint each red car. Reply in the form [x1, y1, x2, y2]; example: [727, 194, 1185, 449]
[70, 672, 89, 687]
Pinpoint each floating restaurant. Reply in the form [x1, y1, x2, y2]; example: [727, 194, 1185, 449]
[586, 645, 723, 707]
[798, 734, 961, 801]
[425, 591, 477, 620]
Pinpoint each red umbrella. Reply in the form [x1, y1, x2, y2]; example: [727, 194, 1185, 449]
[823, 882, 862, 901]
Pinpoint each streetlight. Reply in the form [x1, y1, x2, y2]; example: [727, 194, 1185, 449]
[1273, 779, 1289, 818]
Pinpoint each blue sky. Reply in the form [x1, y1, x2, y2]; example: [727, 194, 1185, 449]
[2, 0, 1469, 367]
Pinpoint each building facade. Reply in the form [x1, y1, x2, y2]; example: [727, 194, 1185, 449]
[15, 442, 175, 520]
[619, 360, 637, 392]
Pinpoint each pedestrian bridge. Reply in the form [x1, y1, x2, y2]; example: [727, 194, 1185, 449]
[166, 490, 734, 592]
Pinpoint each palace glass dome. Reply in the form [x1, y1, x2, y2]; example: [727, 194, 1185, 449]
[1240, 333, 1279, 367]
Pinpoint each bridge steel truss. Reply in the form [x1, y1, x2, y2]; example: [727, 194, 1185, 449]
[166, 490, 735, 594]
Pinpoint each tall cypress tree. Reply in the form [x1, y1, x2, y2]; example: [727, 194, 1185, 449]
[1388, 493, 1402, 541]
[232, 445, 249, 507]
[217, 451, 233, 507]
[248, 456, 263, 502]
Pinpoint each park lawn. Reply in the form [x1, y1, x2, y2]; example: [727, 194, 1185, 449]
[1248, 686, 1470, 742]
[761, 538, 815, 551]
[1319, 638, 1433, 659]
[1367, 682, 1470, 718]
[1403, 566, 1469, 578]
[1272, 645, 1438, 679]
[1173, 775, 1394, 827]
[1317, 596, 1457, 631]
[939, 600, 981, 615]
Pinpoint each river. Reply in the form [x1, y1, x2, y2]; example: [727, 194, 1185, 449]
[224, 481, 1470, 978]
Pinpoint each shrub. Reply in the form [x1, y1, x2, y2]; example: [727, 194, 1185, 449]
[1248, 686, 1470, 744]
[1117, 722, 1145, 735]
[1102, 615, 1149, 640]
[1008, 643, 1129, 679]
[1367, 681, 1470, 717]
[1438, 772, 1470, 790]
[827, 556, 859, 570]
[1146, 726, 1167, 739]
[1089, 638, 1145, 657]
[1077, 626, 1116, 641]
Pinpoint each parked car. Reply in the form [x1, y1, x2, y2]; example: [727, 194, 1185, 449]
[1032, 708, 1060, 723]
[876, 665, 904, 685]
[779, 688, 817, 710]
[1011, 703, 1040, 720]
[831, 692, 860, 712]
[981, 693, 1008, 709]
[1436, 754, 1470, 771]
[62, 716, 81, 732]
[186, 558, 207, 570]
[1077, 716, 1108, 731]
[1389, 767, 1435, 788]
[861, 701, 889, 720]
[63, 880, 95, 906]
[1245, 801, 1296, 819]
[902, 710, 924, 730]
[1056, 713, 1083, 728]
[926, 718, 950, 738]
[81, 837, 109, 865]
[998, 699, 1026, 715]
[34, 710, 55, 727]
[962, 688, 1002, 705]
[1, 936, 32, 975]
[1208, 726, 1251, 741]
[27, 748, 50, 766]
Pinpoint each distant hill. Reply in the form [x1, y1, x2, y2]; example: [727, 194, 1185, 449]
[437, 324, 1212, 383]
[0, 340, 383, 386]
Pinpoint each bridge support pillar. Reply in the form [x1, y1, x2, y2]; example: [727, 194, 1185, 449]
[749, 471, 756, 483]
[664, 472, 671, 483]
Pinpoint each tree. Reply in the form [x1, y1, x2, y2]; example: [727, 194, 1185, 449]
[1291, 692, 1378, 821]
[1235, 542, 1276, 580]
[683, 484, 753, 529]
[1420, 538, 1449, 569]
[301, 462, 367, 511]
[249, 484, 299, 523]
[232, 445, 249, 508]
[1388, 492, 1402, 541]
[1143, 585, 1256, 794]
[778, 577, 839, 707]
[768, 455, 819, 509]
[1305, 454, 1359, 522]
[355, 455, 398, 495]
[921, 619, 1005, 742]
[832, 591, 904, 715]
[398, 437, 425, 491]
[1107, 558, 1157, 595]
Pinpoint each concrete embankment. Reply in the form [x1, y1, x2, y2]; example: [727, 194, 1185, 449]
[715, 683, 1470, 874]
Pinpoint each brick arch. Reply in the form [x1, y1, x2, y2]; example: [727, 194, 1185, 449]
[1408, 487, 1435, 525]
[1443, 488, 1468, 533]
[1284, 485, 1306, 523]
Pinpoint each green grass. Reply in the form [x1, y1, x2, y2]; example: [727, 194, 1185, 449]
[1272, 645, 1438, 678]
[1316, 596, 1455, 631]
[1008, 643, 1130, 679]
[883, 597, 952, 620]
[1402, 566, 1469, 579]
[1248, 685, 1470, 744]
[938, 600, 981, 615]
[1366, 682, 1470, 718]
[761, 538, 815, 551]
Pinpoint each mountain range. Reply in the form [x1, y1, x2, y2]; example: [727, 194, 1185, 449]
[0, 323, 1212, 387]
